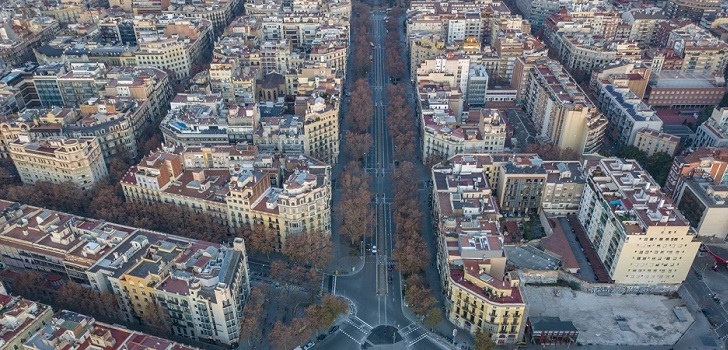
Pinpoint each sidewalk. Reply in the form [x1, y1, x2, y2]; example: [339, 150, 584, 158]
[400, 298, 473, 350]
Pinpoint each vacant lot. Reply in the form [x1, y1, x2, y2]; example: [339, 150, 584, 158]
[524, 286, 693, 346]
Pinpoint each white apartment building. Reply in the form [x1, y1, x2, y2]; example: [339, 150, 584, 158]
[9, 135, 107, 190]
[695, 107, 728, 147]
[577, 158, 700, 285]
[595, 80, 663, 146]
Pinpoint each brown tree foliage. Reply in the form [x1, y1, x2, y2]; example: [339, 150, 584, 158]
[240, 286, 268, 346]
[404, 275, 436, 316]
[55, 280, 124, 325]
[347, 79, 374, 134]
[282, 230, 332, 269]
[521, 143, 580, 161]
[303, 295, 348, 332]
[344, 131, 373, 161]
[337, 162, 374, 245]
[268, 317, 311, 350]
[239, 223, 279, 258]
[141, 301, 171, 338]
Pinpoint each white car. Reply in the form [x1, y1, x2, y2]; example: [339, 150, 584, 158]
[371, 245, 377, 254]
[303, 341, 315, 350]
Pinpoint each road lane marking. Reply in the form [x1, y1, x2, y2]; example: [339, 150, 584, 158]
[407, 334, 428, 347]
[339, 328, 362, 345]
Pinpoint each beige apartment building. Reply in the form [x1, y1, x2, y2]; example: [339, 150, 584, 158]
[516, 57, 607, 154]
[226, 156, 331, 247]
[121, 145, 331, 245]
[303, 96, 340, 165]
[577, 158, 700, 285]
[431, 160, 527, 345]
[9, 135, 107, 190]
[633, 128, 680, 156]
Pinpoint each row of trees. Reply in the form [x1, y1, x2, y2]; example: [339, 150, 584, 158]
[521, 143, 580, 161]
[351, 1, 373, 78]
[338, 162, 374, 245]
[344, 79, 374, 161]
[384, 6, 406, 81]
[268, 295, 348, 349]
[12, 271, 124, 325]
[390, 162, 437, 320]
[386, 84, 417, 160]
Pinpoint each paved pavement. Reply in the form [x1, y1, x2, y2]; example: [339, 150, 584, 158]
[557, 217, 596, 283]
[317, 9, 449, 350]
[506, 109, 535, 149]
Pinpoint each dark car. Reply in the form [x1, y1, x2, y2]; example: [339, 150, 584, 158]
[329, 325, 339, 334]
[317, 333, 327, 341]
[387, 264, 393, 271]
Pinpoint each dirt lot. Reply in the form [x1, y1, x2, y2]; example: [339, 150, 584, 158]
[524, 285, 693, 346]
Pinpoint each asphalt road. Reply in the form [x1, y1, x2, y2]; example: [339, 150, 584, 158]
[317, 9, 448, 350]
[685, 256, 728, 344]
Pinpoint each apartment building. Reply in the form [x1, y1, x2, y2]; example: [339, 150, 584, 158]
[590, 62, 651, 100]
[667, 24, 728, 75]
[226, 156, 332, 246]
[418, 79, 506, 160]
[208, 58, 259, 106]
[497, 160, 547, 216]
[621, 11, 667, 47]
[673, 176, 728, 239]
[302, 95, 340, 165]
[577, 158, 701, 285]
[416, 57, 471, 97]
[594, 77, 663, 146]
[466, 65, 489, 107]
[134, 17, 214, 82]
[409, 35, 447, 78]
[665, 147, 728, 195]
[121, 146, 331, 245]
[0, 16, 60, 70]
[696, 108, 728, 147]
[665, 0, 720, 22]
[0, 294, 53, 350]
[516, 57, 607, 154]
[0, 200, 251, 346]
[544, 9, 640, 73]
[24, 309, 199, 350]
[161, 103, 229, 146]
[515, 0, 604, 30]
[541, 161, 586, 215]
[633, 129, 681, 157]
[8, 135, 107, 190]
[431, 161, 526, 345]
[0, 97, 157, 162]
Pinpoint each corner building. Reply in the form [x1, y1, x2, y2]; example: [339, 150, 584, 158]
[577, 158, 700, 285]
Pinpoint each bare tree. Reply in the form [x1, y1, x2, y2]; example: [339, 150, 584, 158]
[344, 131, 373, 161]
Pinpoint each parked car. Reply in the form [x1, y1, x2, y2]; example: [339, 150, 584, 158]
[329, 325, 339, 334]
[303, 341, 315, 350]
[371, 245, 377, 254]
[317, 333, 327, 341]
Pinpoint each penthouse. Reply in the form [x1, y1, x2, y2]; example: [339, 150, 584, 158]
[516, 57, 607, 154]
[431, 161, 527, 345]
[24, 309, 199, 350]
[0, 200, 250, 346]
[577, 158, 700, 285]
[595, 80, 662, 146]
[8, 136, 107, 190]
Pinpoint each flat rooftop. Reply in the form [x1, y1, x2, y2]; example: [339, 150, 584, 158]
[525, 286, 693, 346]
